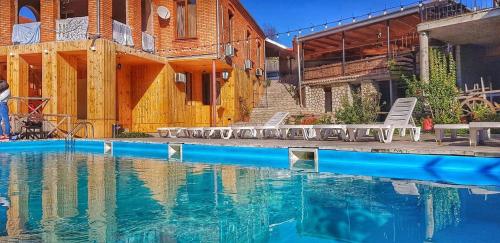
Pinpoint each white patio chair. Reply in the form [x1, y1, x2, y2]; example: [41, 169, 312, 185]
[345, 97, 421, 143]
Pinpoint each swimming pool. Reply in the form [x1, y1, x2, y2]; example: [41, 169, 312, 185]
[0, 140, 499, 242]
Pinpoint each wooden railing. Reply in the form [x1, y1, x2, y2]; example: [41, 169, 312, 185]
[304, 56, 389, 80]
[421, 0, 498, 22]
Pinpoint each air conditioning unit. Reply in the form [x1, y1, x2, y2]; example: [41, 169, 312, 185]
[175, 73, 187, 83]
[225, 44, 235, 57]
[255, 68, 263, 77]
[244, 59, 253, 70]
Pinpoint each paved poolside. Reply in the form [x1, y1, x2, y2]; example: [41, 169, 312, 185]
[111, 134, 500, 158]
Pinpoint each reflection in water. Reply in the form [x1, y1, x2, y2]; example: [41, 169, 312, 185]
[0, 152, 499, 242]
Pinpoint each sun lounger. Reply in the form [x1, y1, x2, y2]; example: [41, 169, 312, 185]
[158, 127, 186, 138]
[434, 124, 469, 144]
[202, 127, 234, 139]
[469, 122, 500, 146]
[346, 97, 421, 143]
[224, 112, 290, 139]
[278, 125, 315, 140]
[185, 127, 205, 138]
[311, 124, 347, 140]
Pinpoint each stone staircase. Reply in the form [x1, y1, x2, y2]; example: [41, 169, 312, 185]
[246, 81, 310, 125]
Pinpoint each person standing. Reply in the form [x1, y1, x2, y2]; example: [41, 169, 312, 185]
[0, 80, 11, 140]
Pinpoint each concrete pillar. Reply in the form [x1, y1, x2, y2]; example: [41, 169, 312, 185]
[419, 31, 430, 83]
[455, 45, 463, 89]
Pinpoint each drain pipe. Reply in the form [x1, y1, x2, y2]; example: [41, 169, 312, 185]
[216, 0, 220, 58]
[96, 0, 100, 36]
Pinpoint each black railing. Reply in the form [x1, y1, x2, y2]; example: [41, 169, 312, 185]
[421, 0, 498, 22]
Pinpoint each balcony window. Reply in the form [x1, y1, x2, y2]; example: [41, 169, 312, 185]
[228, 10, 234, 43]
[112, 0, 127, 24]
[176, 0, 197, 39]
[60, 0, 88, 19]
[18, 2, 40, 23]
[13, 5, 41, 45]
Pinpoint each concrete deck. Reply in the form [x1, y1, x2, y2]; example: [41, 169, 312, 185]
[111, 134, 500, 158]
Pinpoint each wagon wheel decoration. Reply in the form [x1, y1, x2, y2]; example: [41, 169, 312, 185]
[460, 97, 496, 120]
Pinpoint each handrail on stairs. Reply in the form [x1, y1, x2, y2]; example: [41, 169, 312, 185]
[68, 120, 95, 139]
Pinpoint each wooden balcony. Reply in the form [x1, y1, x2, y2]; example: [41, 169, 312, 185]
[304, 56, 389, 81]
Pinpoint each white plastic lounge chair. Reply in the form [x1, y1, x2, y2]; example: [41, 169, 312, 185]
[158, 127, 187, 138]
[202, 127, 234, 139]
[434, 124, 469, 144]
[227, 112, 289, 139]
[469, 122, 500, 146]
[185, 127, 206, 138]
[346, 97, 421, 143]
[311, 124, 347, 141]
[278, 125, 315, 140]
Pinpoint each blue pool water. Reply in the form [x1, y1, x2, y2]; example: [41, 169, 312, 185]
[0, 141, 499, 242]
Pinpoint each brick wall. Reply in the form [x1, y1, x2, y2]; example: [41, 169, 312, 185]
[0, 0, 265, 68]
[88, 0, 113, 39]
[0, 0, 15, 46]
[40, 1, 57, 42]
[219, 0, 265, 70]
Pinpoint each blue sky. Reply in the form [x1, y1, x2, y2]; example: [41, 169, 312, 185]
[240, 0, 419, 47]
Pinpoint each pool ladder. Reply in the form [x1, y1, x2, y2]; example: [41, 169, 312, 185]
[65, 121, 95, 148]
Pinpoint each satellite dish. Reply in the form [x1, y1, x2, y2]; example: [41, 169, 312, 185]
[157, 6, 171, 20]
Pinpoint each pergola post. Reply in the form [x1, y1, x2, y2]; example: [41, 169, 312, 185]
[341, 31, 346, 75]
[211, 60, 217, 126]
[419, 31, 430, 83]
[297, 39, 303, 107]
[455, 45, 463, 88]
[386, 20, 391, 58]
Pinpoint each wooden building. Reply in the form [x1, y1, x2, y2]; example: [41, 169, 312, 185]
[297, 5, 422, 115]
[0, 0, 265, 138]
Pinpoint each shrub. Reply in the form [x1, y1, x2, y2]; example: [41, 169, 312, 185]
[313, 114, 333, 125]
[403, 48, 461, 124]
[115, 132, 153, 138]
[470, 103, 496, 122]
[336, 91, 381, 124]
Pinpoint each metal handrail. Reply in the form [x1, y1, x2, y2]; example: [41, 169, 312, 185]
[68, 120, 95, 139]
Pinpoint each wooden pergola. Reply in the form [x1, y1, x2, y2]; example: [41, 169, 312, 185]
[299, 7, 422, 66]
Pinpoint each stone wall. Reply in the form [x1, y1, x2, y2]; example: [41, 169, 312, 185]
[304, 80, 379, 120]
[304, 86, 325, 113]
[331, 83, 350, 115]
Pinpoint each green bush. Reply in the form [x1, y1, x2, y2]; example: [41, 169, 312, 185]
[470, 103, 496, 122]
[403, 48, 461, 124]
[115, 132, 153, 138]
[313, 114, 333, 125]
[336, 91, 380, 124]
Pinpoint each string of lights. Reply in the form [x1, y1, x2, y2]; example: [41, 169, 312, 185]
[141, 0, 424, 56]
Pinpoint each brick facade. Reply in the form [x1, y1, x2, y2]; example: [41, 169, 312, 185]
[0, 0, 265, 67]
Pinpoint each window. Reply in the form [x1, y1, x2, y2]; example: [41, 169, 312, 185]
[256, 42, 261, 68]
[112, 0, 127, 23]
[18, 5, 40, 23]
[324, 87, 332, 112]
[228, 11, 234, 43]
[185, 73, 193, 104]
[202, 73, 221, 105]
[176, 0, 197, 39]
[141, 0, 153, 32]
[202, 73, 211, 105]
[245, 30, 251, 59]
[60, 0, 88, 19]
